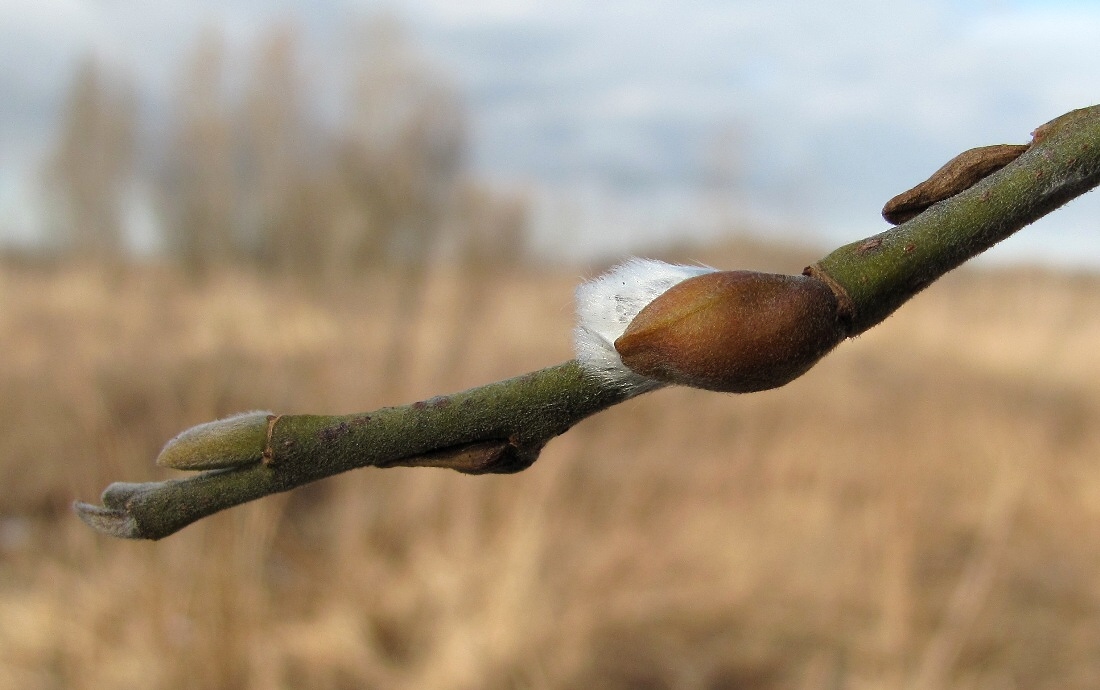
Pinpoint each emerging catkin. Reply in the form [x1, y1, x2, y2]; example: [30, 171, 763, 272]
[574, 260, 846, 394]
[574, 259, 717, 395]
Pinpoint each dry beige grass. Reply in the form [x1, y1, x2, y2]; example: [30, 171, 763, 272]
[2, 246, 1100, 689]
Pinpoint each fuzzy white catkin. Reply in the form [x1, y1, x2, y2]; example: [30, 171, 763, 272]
[573, 258, 717, 396]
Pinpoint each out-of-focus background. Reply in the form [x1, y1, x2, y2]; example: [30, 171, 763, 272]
[3, 2, 1100, 688]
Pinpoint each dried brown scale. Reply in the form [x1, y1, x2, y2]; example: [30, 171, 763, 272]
[263, 414, 281, 465]
[882, 143, 1030, 224]
[376, 439, 518, 473]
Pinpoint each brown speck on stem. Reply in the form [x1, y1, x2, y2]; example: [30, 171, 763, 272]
[857, 238, 882, 254]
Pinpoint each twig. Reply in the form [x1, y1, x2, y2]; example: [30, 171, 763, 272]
[808, 105, 1100, 335]
[76, 105, 1100, 540]
[76, 362, 627, 539]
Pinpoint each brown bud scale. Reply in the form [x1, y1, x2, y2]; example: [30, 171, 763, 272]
[614, 271, 845, 393]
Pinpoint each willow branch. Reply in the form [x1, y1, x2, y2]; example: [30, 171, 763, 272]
[76, 104, 1100, 540]
[76, 362, 626, 539]
[808, 105, 1100, 335]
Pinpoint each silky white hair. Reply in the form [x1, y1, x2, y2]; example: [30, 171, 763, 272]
[573, 258, 716, 396]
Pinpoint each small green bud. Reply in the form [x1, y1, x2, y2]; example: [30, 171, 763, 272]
[156, 411, 273, 470]
[614, 271, 844, 393]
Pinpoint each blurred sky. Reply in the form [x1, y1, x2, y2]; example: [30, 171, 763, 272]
[2, 0, 1100, 265]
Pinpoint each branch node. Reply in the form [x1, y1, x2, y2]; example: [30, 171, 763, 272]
[263, 414, 283, 466]
[803, 263, 854, 333]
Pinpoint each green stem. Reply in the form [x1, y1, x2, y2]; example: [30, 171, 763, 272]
[809, 105, 1100, 335]
[75, 362, 627, 540]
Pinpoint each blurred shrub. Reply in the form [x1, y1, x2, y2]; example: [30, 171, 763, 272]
[43, 17, 528, 279]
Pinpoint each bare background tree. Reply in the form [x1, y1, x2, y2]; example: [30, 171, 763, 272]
[237, 23, 313, 271]
[42, 57, 137, 258]
[157, 27, 239, 273]
[42, 16, 516, 283]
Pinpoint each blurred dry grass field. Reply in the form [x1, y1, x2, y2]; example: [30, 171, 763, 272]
[2, 243, 1100, 689]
